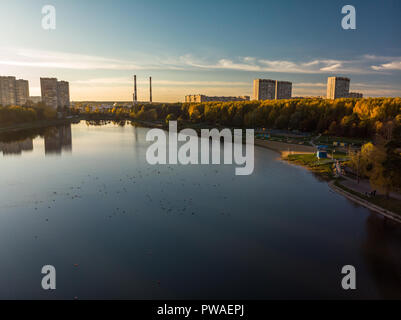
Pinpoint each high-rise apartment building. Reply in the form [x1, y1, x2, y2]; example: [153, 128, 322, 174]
[253, 79, 276, 100]
[0, 76, 31, 106]
[326, 77, 350, 99]
[275, 81, 292, 100]
[40, 78, 58, 109]
[15, 79, 30, 106]
[0, 76, 17, 106]
[41, 78, 70, 109]
[253, 79, 292, 100]
[57, 81, 70, 108]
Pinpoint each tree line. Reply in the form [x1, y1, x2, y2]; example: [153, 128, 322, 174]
[349, 126, 401, 197]
[2, 98, 400, 195]
[75, 97, 401, 139]
[0, 103, 57, 126]
[2, 98, 401, 140]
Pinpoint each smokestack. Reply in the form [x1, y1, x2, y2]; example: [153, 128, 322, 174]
[150, 76, 152, 104]
[132, 75, 137, 105]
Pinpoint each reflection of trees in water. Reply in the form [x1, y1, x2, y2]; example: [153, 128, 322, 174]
[86, 120, 111, 126]
[0, 128, 45, 156]
[0, 127, 47, 143]
[362, 213, 401, 299]
[44, 125, 72, 155]
[85, 120, 126, 127]
[115, 120, 126, 127]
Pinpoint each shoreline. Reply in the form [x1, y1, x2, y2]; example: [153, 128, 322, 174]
[254, 139, 315, 157]
[2, 119, 400, 223]
[0, 117, 166, 135]
[329, 181, 401, 223]
[0, 118, 78, 134]
[254, 139, 332, 179]
[254, 139, 401, 223]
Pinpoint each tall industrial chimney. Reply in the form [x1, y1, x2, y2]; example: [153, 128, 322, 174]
[133, 75, 137, 105]
[149, 76, 152, 104]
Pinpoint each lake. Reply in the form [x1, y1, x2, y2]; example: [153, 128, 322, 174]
[0, 121, 400, 299]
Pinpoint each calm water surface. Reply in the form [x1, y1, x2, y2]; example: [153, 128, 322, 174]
[0, 121, 400, 299]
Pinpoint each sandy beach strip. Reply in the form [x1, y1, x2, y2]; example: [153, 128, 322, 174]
[255, 139, 316, 157]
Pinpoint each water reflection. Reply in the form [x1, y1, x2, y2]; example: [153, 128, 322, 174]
[44, 125, 72, 155]
[362, 214, 401, 299]
[0, 124, 72, 157]
[0, 121, 400, 299]
[0, 121, 145, 158]
[0, 138, 33, 155]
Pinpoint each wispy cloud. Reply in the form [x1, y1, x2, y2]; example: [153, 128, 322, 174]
[1, 47, 401, 76]
[0, 47, 173, 71]
[371, 60, 401, 71]
[176, 54, 395, 74]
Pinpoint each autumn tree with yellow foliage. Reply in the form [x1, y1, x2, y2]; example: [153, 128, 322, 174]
[350, 128, 401, 198]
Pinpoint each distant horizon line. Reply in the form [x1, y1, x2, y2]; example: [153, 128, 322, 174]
[67, 96, 400, 104]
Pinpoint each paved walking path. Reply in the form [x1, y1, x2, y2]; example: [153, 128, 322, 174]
[340, 175, 401, 200]
[329, 181, 401, 224]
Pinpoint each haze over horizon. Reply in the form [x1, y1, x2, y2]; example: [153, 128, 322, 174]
[1, 0, 400, 102]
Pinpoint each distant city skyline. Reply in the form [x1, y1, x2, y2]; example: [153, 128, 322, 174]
[1, 0, 400, 101]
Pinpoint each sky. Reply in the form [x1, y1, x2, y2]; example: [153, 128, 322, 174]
[0, 0, 400, 102]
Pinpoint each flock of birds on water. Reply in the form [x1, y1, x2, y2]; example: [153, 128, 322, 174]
[4, 161, 241, 299]
[1, 125, 260, 299]
[30, 165, 236, 224]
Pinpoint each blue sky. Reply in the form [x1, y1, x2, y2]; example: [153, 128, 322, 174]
[0, 0, 400, 101]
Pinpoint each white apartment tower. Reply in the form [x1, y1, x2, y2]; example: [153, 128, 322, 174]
[327, 77, 350, 99]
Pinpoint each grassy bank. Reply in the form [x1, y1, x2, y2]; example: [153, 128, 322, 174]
[285, 153, 334, 180]
[284, 153, 401, 218]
